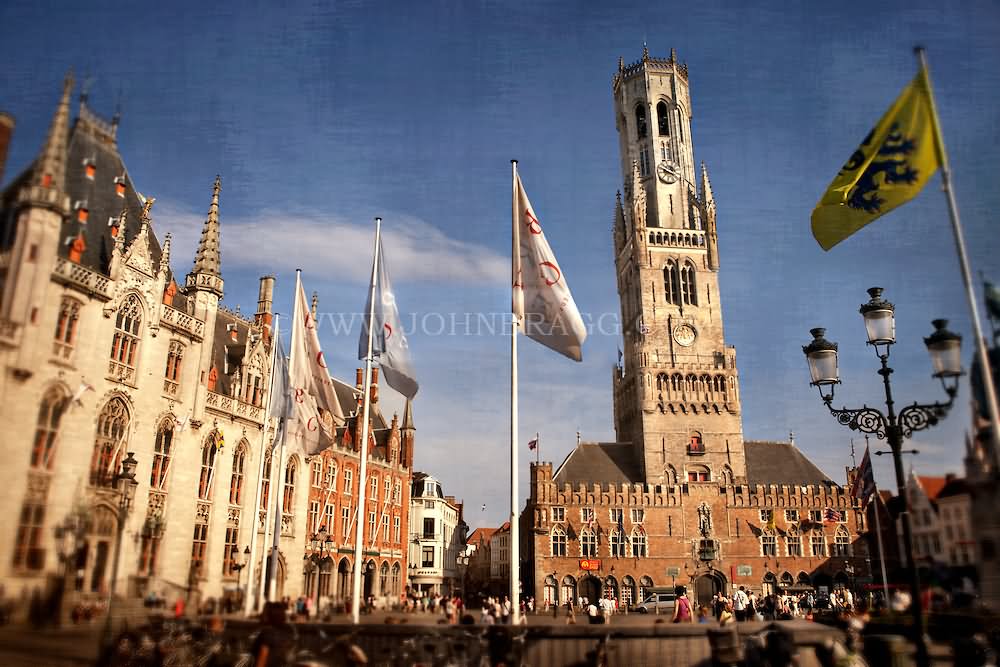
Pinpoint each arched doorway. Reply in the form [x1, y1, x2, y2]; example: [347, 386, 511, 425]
[88, 506, 116, 594]
[580, 575, 601, 604]
[603, 575, 618, 602]
[264, 552, 286, 600]
[543, 575, 558, 607]
[337, 558, 351, 600]
[762, 572, 777, 597]
[694, 571, 727, 607]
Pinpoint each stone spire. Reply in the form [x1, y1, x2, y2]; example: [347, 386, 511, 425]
[35, 72, 73, 192]
[702, 162, 720, 271]
[186, 175, 224, 297]
[159, 232, 172, 274]
[700, 161, 715, 209]
[402, 398, 414, 431]
[193, 175, 221, 276]
[628, 160, 646, 230]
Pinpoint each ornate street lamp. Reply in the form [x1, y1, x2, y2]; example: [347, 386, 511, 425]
[231, 545, 251, 605]
[803, 288, 962, 667]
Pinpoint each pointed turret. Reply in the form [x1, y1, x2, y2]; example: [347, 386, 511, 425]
[402, 398, 415, 431]
[185, 175, 224, 297]
[401, 398, 415, 468]
[613, 191, 627, 254]
[159, 233, 172, 276]
[701, 162, 720, 271]
[628, 160, 646, 231]
[19, 73, 73, 214]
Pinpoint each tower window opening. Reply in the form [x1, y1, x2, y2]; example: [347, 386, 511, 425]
[657, 102, 670, 136]
[680, 263, 697, 306]
[639, 148, 650, 176]
[663, 261, 680, 305]
[635, 106, 648, 139]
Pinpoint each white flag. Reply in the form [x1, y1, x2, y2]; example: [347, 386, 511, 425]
[513, 173, 587, 361]
[359, 237, 419, 399]
[289, 274, 344, 455]
[71, 380, 95, 405]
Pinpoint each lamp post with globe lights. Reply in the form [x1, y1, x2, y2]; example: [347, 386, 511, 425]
[802, 287, 963, 667]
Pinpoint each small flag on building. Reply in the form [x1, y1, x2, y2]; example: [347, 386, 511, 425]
[824, 508, 843, 524]
[851, 444, 878, 506]
[528, 437, 538, 451]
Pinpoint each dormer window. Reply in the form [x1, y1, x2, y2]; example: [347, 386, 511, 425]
[74, 200, 89, 223]
[82, 158, 96, 180]
[114, 176, 126, 198]
[228, 323, 238, 342]
[108, 216, 121, 237]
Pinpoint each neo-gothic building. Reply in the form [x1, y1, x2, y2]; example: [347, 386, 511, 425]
[525, 49, 870, 608]
[0, 76, 414, 613]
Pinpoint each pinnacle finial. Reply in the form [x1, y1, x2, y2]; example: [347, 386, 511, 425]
[670, 47, 677, 62]
[114, 207, 128, 251]
[618, 56, 624, 71]
[140, 196, 155, 223]
[161, 232, 172, 269]
[311, 291, 319, 320]
[191, 175, 222, 277]
[402, 398, 415, 430]
[642, 43, 649, 61]
[33, 72, 74, 192]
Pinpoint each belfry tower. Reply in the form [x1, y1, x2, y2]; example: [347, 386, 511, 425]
[610, 48, 746, 484]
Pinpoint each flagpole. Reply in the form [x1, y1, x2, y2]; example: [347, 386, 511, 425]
[510, 159, 521, 626]
[536, 432, 540, 466]
[243, 314, 281, 616]
[916, 46, 1000, 469]
[352, 217, 381, 624]
[870, 489, 890, 603]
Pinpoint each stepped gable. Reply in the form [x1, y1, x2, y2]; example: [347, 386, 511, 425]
[744, 440, 833, 486]
[553, 442, 642, 487]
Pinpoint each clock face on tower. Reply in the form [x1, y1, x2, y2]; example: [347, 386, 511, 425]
[673, 324, 697, 347]
[656, 161, 679, 184]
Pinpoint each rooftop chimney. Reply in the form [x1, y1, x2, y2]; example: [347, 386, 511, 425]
[255, 274, 274, 330]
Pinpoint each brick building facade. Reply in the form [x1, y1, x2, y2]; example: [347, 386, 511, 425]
[523, 50, 870, 608]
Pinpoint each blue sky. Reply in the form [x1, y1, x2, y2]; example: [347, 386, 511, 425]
[2, 0, 999, 530]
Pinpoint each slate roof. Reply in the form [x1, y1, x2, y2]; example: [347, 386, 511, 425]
[211, 308, 258, 397]
[744, 441, 833, 486]
[553, 443, 642, 487]
[936, 477, 971, 500]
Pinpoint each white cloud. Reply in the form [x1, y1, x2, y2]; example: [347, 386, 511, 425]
[152, 200, 507, 285]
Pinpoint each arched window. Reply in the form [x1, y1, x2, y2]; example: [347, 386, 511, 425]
[198, 434, 220, 500]
[164, 340, 184, 388]
[665, 465, 678, 485]
[663, 261, 680, 305]
[785, 527, 802, 557]
[656, 102, 670, 136]
[780, 571, 794, 590]
[551, 526, 567, 557]
[631, 527, 647, 558]
[260, 450, 272, 511]
[561, 575, 577, 605]
[811, 531, 827, 557]
[635, 105, 648, 139]
[110, 294, 142, 370]
[32, 387, 68, 469]
[721, 465, 734, 485]
[391, 562, 401, 595]
[609, 530, 626, 558]
[761, 530, 777, 557]
[91, 397, 129, 487]
[379, 561, 389, 595]
[53, 298, 81, 355]
[150, 418, 174, 490]
[543, 574, 559, 607]
[282, 457, 297, 515]
[229, 442, 247, 505]
[604, 575, 618, 601]
[680, 263, 697, 305]
[243, 354, 265, 406]
[580, 529, 598, 557]
[762, 572, 777, 597]
[833, 527, 851, 556]
[688, 432, 704, 454]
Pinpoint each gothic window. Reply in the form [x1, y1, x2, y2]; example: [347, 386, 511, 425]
[31, 387, 68, 469]
[635, 105, 648, 139]
[150, 419, 174, 490]
[242, 354, 265, 406]
[665, 465, 678, 485]
[12, 499, 46, 570]
[198, 433, 220, 500]
[164, 341, 184, 387]
[580, 529, 598, 557]
[785, 528, 803, 557]
[229, 441, 247, 505]
[222, 526, 239, 577]
[609, 530, 626, 558]
[680, 263, 697, 305]
[551, 526, 567, 557]
[663, 261, 680, 305]
[688, 432, 704, 455]
[656, 102, 670, 136]
[379, 562, 389, 594]
[53, 298, 81, 354]
[721, 465, 734, 485]
[639, 147, 650, 176]
[832, 527, 851, 556]
[90, 397, 129, 487]
[259, 451, 272, 511]
[631, 528, 648, 558]
[190, 523, 208, 579]
[811, 532, 827, 557]
[761, 531, 777, 557]
[282, 457, 298, 515]
[110, 295, 142, 370]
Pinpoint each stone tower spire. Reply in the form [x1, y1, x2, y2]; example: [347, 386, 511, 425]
[35, 73, 73, 193]
[401, 398, 415, 468]
[185, 175, 224, 297]
[610, 49, 745, 482]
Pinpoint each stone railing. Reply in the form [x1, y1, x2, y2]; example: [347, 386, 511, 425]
[205, 391, 264, 423]
[52, 340, 74, 362]
[147, 490, 166, 518]
[52, 257, 113, 299]
[647, 230, 705, 249]
[163, 379, 179, 398]
[159, 305, 205, 340]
